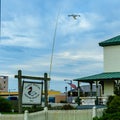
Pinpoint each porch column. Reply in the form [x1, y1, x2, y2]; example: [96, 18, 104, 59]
[90, 82, 93, 97]
[95, 81, 99, 105]
[99, 81, 104, 95]
[77, 81, 80, 106]
[115, 80, 120, 95]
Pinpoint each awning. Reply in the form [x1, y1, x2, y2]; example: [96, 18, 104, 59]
[74, 72, 120, 82]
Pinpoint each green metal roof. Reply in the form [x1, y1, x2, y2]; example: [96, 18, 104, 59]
[99, 35, 120, 47]
[74, 72, 120, 82]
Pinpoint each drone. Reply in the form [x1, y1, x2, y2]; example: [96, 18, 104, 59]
[68, 14, 80, 20]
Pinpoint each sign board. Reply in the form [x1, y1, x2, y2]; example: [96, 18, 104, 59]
[22, 81, 43, 105]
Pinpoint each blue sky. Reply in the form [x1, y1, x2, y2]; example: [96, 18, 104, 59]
[1, 0, 120, 92]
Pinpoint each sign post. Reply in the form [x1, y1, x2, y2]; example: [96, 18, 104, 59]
[18, 70, 22, 113]
[44, 73, 48, 107]
[15, 70, 50, 113]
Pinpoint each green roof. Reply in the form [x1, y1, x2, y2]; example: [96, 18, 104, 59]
[74, 72, 120, 82]
[99, 35, 120, 47]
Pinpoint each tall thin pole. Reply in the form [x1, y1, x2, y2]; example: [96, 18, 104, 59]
[49, 11, 60, 78]
[77, 81, 80, 106]
[96, 81, 99, 105]
[64, 79, 73, 103]
[70, 80, 72, 103]
[0, 0, 2, 40]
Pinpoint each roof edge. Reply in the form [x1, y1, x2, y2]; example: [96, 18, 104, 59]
[99, 35, 120, 47]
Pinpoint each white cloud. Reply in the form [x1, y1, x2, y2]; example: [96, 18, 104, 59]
[56, 50, 103, 62]
[1, 15, 48, 48]
[1, 0, 120, 92]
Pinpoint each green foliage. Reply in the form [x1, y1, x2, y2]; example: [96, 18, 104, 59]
[93, 95, 120, 120]
[75, 97, 82, 105]
[93, 112, 120, 120]
[60, 100, 67, 103]
[23, 105, 44, 113]
[48, 106, 62, 110]
[93, 117, 99, 120]
[106, 95, 114, 106]
[106, 95, 120, 114]
[61, 104, 75, 110]
[9, 100, 18, 112]
[0, 97, 12, 112]
[48, 104, 76, 110]
[114, 84, 120, 96]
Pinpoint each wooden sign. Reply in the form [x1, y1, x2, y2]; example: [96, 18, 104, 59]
[22, 81, 43, 105]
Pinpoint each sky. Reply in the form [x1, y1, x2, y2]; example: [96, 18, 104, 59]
[1, 0, 120, 92]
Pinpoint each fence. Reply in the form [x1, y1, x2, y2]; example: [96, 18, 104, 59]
[0, 107, 104, 120]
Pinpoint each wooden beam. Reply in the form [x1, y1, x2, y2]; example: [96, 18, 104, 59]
[15, 75, 50, 81]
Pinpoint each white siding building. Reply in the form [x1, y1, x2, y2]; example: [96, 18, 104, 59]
[99, 35, 120, 96]
[74, 35, 120, 104]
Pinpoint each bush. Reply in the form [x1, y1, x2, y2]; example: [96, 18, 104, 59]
[0, 97, 12, 112]
[23, 105, 44, 113]
[61, 104, 75, 110]
[106, 95, 114, 106]
[93, 95, 120, 120]
[106, 95, 120, 114]
[60, 100, 67, 103]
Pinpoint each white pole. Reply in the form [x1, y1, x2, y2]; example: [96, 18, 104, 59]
[24, 110, 29, 120]
[49, 10, 60, 78]
[92, 106, 97, 118]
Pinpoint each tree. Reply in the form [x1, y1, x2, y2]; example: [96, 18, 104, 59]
[93, 95, 120, 120]
[0, 97, 12, 112]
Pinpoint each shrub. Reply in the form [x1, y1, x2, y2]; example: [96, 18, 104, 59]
[0, 97, 12, 112]
[106, 95, 114, 106]
[60, 100, 67, 103]
[106, 95, 120, 114]
[93, 95, 120, 120]
[23, 105, 44, 113]
[61, 104, 75, 110]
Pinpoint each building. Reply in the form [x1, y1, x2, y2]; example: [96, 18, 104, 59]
[0, 76, 8, 92]
[0, 89, 65, 103]
[74, 35, 120, 105]
[67, 85, 101, 104]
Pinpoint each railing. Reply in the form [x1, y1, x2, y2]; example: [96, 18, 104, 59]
[80, 97, 108, 105]
[0, 107, 105, 120]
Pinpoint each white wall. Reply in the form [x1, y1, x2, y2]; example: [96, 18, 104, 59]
[104, 80, 114, 96]
[104, 45, 120, 72]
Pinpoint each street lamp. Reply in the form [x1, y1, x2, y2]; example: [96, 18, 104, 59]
[65, 86, 67, 102]
[64, 79, 73, 103]
[8, 89, 16, 96]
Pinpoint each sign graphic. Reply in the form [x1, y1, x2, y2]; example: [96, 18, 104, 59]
[22, 81, 43, 105]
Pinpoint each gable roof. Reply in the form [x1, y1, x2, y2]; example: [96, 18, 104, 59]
[74, 72, 120, 82]
[99, 35, 120, 47]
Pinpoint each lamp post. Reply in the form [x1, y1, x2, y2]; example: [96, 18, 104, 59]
[65, 86, 67, 102]
[8, 89, 16, 96]
[64, 79, 73, 103]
